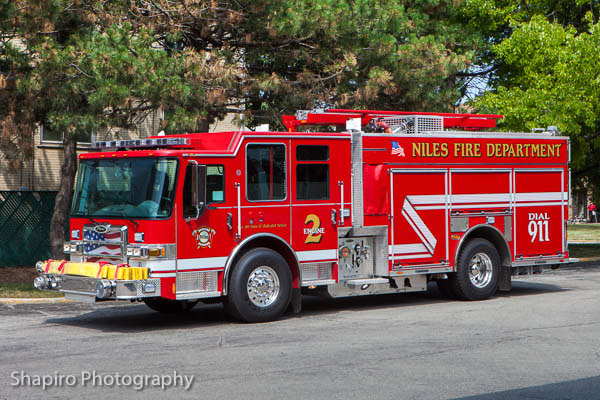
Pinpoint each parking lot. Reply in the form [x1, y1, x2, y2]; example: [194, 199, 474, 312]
[1, 264, 600, 400]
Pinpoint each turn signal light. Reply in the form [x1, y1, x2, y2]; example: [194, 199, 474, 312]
[148, 248, 165, 257]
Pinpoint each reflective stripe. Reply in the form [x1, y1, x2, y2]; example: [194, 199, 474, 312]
[389, 253, 431, 260]
[177, 257, 228, 270]
[388, 243, 428, 254]
[296, 249, 337, 262]
[402, 198, 437, 254]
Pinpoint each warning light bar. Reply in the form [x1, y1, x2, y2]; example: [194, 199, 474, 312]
[94, 138, 190, 149]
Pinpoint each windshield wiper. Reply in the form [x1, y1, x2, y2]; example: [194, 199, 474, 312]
[126, 217, 139, 228]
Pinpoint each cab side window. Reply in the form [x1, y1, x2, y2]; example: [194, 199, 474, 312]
[182, 164, 225, 218]
[207, 165, 225, 203]
[296, 145, 330, 201]
[246, 144, 286, 201]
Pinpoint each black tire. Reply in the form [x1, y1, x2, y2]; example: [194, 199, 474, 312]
[436, 278, 456, 299]
[449, 238, 500, 301]
[143, 298, 199, 314]
[224, 247, 292, 323]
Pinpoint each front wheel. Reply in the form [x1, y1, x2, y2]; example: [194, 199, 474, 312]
[224, 248, 292, 323]
[450, 238, 500, 300]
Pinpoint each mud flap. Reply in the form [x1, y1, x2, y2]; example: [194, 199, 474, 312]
[498, 267, 512, 292]
[288, 287, 301, 314]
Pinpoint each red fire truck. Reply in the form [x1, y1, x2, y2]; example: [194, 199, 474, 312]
[34, 109, 571, 322]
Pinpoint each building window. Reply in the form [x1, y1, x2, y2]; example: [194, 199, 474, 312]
[40, 125, 94, 145]
[246, 144, 286, 201]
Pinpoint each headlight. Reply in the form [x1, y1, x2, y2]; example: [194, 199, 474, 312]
[127, 246, 143, 257]
[127, 246, 165, 258]
[63, 243, 82, 254]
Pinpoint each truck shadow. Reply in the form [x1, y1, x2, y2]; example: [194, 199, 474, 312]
[299, 280, 565, 317]
[44, 280, 564, 333]
[452, 375, 600, 399]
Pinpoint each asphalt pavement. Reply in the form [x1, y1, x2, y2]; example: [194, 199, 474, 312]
[1, 263, 600, 400]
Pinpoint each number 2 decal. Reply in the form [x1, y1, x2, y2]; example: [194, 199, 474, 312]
[304, 214, 324, 244]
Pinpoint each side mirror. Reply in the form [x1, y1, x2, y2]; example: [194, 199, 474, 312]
[188, 161, 207, 219]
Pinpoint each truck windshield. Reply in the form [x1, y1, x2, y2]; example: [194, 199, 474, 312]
[71, 158, 178, 218]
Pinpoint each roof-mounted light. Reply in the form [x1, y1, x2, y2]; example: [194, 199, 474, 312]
[93, 137, 190, 149]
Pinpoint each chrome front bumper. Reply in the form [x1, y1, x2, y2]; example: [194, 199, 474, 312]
[34, 274, 161, 302]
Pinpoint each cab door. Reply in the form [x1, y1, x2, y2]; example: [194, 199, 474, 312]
[291, 142, 348, 280]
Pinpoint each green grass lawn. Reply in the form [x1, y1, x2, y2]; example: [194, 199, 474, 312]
[567, 223, 600, 242]
[0, 282, 64, 298]
[568, 244, 600, 259]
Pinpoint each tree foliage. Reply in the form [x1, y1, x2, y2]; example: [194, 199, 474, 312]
[462, 1, 600, 197]
[0, 0, 481, 256]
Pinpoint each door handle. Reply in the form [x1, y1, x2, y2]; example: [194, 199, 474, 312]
[226, 213, 233, 230]
[331, 209, 337, 226]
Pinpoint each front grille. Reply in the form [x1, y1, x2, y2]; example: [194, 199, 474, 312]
[82, 224, 127, 259]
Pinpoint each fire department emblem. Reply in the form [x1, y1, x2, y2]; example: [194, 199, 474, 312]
[192, 227, 216, 248]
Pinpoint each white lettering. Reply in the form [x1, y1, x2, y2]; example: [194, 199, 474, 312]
[11, 370, 195, 390]
[65, 375, 77, 386]
[528, 213, 550, 242]
[11, 371, 21, 386]
[184, 375, 195, 391]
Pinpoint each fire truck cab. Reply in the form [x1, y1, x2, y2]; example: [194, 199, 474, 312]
[34, 109, 571, 322]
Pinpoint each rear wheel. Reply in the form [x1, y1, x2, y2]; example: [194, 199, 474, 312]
[450, 238, 500, 300]
[224, 248, 292, 323]
[143, 298, 199, 314]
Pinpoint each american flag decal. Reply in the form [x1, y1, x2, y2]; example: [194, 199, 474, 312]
[391, 141, 405, 157]
[83, 229, 122, 256]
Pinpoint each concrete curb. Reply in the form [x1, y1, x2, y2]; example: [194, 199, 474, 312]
[0, 297, 70, 304]
[572, 257, 600, 263]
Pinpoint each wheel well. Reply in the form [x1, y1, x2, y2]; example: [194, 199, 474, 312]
[222, 234, 300, 295]
[456, 224, 511, 268]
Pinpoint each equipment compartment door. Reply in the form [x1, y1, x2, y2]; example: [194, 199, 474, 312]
[390, 170, 448, 268]
[514, 169, 566, 258]
[291, 141, 351, 271]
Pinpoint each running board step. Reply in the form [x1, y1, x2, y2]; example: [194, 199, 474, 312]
[345, 278, 390, 286]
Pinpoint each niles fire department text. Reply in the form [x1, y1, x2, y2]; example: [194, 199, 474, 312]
[412, 142, 562, 158]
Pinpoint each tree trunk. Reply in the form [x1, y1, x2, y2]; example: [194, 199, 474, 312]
[197, 117, 210, 132]
[50, 133, 78, 259]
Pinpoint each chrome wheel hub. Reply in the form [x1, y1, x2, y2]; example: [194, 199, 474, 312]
[247, 266, 280, 307]
[469, 252, 493, 288]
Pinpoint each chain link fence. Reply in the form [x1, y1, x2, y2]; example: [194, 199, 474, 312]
[0, 191, 58, 267]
